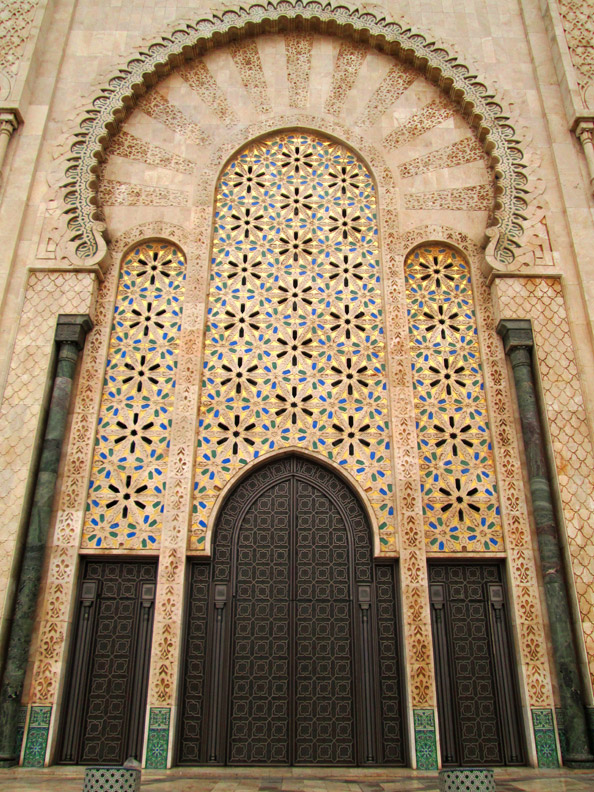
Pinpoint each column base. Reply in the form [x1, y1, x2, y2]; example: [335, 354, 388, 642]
[563, 756, 594, 768]
[0, 755, 18, 767]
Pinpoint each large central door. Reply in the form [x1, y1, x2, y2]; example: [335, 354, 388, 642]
[179, 456, 406, 766]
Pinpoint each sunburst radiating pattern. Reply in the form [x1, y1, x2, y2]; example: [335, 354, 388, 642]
[191, 132, 395, 550]
[406, 244, 503, 551]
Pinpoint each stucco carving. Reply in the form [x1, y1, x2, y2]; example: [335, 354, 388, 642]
[53, 0, 532, 271]
[558, 0, 594, 109]
[0, 0, 39, 100]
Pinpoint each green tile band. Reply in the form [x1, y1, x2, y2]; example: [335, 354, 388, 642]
[22, 706, 51, 767]
[413, 708, 438, 770]
[145, 707, 170, 769]
[14, 706, 27, 761]
[532, 708, 560, 768]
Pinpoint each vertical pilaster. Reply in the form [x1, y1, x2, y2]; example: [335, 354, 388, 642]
[575, 120, 594, 194]
[0, 314, 92, 766]
[498, 318, 593, 766]
[0, 112, 18, 179]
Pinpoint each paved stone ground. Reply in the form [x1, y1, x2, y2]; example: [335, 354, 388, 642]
[0, 767, 593, 792]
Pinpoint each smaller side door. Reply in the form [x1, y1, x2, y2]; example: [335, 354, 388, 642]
[58, 559, 157, 765]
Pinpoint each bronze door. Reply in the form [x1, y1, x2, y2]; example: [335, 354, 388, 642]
[429, 563, 525, 766]
[179, 456, 406, 766]
[58, 560, 156, 765]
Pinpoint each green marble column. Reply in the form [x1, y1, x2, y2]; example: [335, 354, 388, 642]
[0, 314, 92, 767]
[498, 319, 594, 766]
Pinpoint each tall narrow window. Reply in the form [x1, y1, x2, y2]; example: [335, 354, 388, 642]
[191, 131, 395, 551]
[82, 241, 185, 549]
[406, 243, 503, 551]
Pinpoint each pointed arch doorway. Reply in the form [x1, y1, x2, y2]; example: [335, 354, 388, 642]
[178, 455, 406, 766]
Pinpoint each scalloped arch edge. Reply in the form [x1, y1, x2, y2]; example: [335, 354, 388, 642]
[62, 0, 529, 269]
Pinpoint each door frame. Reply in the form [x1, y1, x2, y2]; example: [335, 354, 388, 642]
[428, 559, 526, 767]
[56, 557, 158, 765]
[178, 456, 408, 766]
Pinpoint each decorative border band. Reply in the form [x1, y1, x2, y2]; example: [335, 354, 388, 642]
[62, 0, 528, 269]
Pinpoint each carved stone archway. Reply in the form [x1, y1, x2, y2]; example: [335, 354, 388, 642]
[58, 0, 529, 270]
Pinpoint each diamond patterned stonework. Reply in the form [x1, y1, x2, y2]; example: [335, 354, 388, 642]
[438, 769, 495, 792]
[83, 768, 141, 792]
[191, 131, 395, 550]
[406, 244, 503, 552]
[82, 242, 185, 549]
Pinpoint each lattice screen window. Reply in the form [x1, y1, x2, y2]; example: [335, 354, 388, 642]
[82, 241, 185, 548]
[406, 243, 503, 551]
[191, 131, 395, 550]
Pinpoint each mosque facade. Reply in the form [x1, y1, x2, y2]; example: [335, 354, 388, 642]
[0, 0, 594, 772]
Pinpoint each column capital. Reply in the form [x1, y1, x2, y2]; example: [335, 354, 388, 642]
[575, 118, 594, 143]
[0, 111, 18, 135]
[496, 318, 534, 355]
[573, 118, 594, 194]
[54, 314, 93, 349]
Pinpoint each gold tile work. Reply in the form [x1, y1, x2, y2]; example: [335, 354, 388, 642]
[406, 244, 503, 551]
[191, 131, 396, 551]
[81, 242, 186, 549]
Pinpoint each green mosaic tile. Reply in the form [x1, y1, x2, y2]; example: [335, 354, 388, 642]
[532, 707, 560, 768]
[14, 705, 27, 760]
[145, 706, 170, 769]
[413, 707, 438, 770]
[22, 705, 51, 767]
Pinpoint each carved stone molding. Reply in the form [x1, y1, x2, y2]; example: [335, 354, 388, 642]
[557, 0, 594, 111]
[575, 119, 594, 193]
[0, 0, 39, 102]
[54, 0, 531, 272]
[0, 110, 18, 177]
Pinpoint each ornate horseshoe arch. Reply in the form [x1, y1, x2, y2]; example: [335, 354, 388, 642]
[58, 0, 529, 270]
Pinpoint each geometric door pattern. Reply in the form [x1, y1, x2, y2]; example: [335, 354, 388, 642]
[179, 456, 406, 766]
[59, 560, 156, 765]
[429, 563, 524, 766]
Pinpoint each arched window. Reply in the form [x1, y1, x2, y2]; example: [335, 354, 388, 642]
[83, 241, 185, 548]
[405, 243, 502, 551]
[191, 131, 394, 551]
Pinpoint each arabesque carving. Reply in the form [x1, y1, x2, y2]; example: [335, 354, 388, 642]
[55, 0, 531, 271]
[558, 0, 594, 109]
[0, 0, 38, 100]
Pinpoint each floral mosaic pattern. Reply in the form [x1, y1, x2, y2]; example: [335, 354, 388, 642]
[406, 244, 503, 551]
[82, 242, 185, 548]
[191, 132, 395, 550]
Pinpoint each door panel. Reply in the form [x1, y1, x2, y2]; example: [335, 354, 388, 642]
[59, 560, 156, 765]
[375, 563, 406, 763]
[294, 478, 355, 765]
[177, 563, 210, 764]
[429, 563, 524, 767]
[228, 479, 291, 764]
[180, 456, 406, 766]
